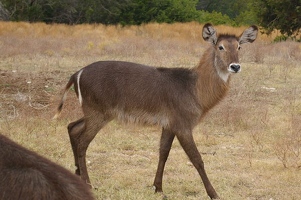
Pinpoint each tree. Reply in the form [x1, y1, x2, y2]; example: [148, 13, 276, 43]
[2, 0, 78, 23]
[118, 0, 199, 25]
[0, 2, 9, 20]
[196, 0, 258, 26]
[254, 0, 301, 37]
[197, 0, 246, 19]
[75, 0, 131, 24]
[2, 0, 199, 25]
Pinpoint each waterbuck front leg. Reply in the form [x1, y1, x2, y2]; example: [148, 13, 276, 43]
[176, 131, 219, 200]
[153, 128, 175, 194]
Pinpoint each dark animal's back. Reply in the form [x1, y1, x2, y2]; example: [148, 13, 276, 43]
[0, 134, 94, 200]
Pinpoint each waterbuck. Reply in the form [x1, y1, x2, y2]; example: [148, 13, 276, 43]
[54, 23, 258, 199]
[0, 134, 95, 200]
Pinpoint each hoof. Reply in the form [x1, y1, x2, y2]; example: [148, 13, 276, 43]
[156, 191, 168, 200]
[162, 194, 168, 200]
[152, 186, 167, 199]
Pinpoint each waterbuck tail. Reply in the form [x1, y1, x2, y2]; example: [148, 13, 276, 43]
[53, 77, 74, 119]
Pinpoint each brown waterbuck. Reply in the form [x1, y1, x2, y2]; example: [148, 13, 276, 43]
[54, 23, 258, 199]
[0, 134, 95, 200]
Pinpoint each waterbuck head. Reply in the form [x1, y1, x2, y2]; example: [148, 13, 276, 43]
[202, 23, 258, 81]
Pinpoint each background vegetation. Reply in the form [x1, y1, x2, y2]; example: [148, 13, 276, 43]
[1, 0, 300, 38]
[0, 22, 301, 199]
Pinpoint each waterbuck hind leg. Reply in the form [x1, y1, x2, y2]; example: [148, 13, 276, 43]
[68, 118, 86, 176]
[176, 131, 219, 200]
[153, 128, 175, 194]
[74, 112, 110, 186]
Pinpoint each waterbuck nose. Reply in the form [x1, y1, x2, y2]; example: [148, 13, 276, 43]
[229, 63, 241, 73]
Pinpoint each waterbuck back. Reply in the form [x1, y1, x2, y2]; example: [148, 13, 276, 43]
[54, 23, 258, 199]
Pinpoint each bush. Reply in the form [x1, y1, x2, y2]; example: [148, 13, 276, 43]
[197, 10, 235, 26]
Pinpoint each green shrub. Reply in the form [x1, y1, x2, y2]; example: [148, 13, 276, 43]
[197, 10, 235, 26]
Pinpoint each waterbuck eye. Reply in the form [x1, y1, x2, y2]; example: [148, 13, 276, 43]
[238, 46, 242, 50]
[218, 46, 224, 51]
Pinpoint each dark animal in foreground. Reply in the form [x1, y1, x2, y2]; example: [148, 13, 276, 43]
[0, 134, 94, 200]
[54, 23, 258, 199]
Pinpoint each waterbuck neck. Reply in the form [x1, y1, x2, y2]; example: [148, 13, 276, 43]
[193, 47, 230, 112]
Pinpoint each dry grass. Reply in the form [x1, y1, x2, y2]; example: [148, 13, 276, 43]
[0, 22, 301, 199]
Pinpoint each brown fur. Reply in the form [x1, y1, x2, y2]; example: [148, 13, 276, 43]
[0, 134, 94, 200]
[194, 47, 230, 113]
[54, 23, 258, 199]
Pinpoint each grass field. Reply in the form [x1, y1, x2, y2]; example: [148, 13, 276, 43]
[0, 21, 301, 199]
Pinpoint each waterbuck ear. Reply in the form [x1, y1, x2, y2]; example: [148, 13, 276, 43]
[202, 23, 217, 45]
[239, 25, 258, 44]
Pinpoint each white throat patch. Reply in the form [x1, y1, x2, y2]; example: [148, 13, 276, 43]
[217, 70, 230, 82]
[214, 57, 230, 82]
